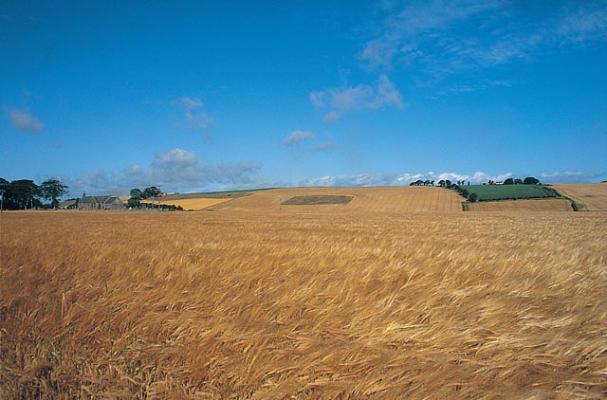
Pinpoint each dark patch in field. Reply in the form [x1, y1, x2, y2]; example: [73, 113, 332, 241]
[281, 195, 353, 205]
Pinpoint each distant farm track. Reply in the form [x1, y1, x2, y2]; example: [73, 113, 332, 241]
[468, 198, 573, 212]
[553, 184, 607, 211]
[210, 186, 464, 213]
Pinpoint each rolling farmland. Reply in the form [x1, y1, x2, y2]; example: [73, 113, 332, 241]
[211, 186, 463, 214]
[1, 208, 606, 399]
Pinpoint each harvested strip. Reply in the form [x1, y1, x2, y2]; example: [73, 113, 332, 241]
[281, 195, 353, 205]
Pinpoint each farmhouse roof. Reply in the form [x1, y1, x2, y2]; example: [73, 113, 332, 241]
[80, 195, 122, 204]
[58, 199, 77, 208]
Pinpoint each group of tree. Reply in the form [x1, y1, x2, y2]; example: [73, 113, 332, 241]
[409, 179, 435, 186]
[447, 176, 543, 203]
[127, 186, 182, 211]
[506, 177, 540, 185]
[450, 185, 478, 202]
[409, 176, 541, 188]
[127, 186, 165, 208]
[410, 179, 469, 187]
[0, 178, 68, 210]
[485, 177, 540, 185]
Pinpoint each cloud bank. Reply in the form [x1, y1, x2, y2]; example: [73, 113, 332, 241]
[66, 148, 261, 196]
[295, 171, 514, 188]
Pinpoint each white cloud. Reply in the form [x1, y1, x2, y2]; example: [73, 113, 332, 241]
[282, 130, 315, 145]
[154, 148, 198, 166]
[9, 109, 44, 133]
[310, 74, 403, 122]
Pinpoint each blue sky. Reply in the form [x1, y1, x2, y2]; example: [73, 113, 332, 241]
[1, 0, 606, 195]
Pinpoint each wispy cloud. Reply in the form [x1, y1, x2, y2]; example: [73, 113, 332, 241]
[174, 96, 214, 134]
[176, 96, 203, 109]
[360, 0, 503, 68]
[310, 74, 403, 122]
[8, 109, 44, 133]
[360, 1, 607, 81]
[557, 3, 607, 43]
[282, 130, 315, 146]
[313, 140, 336, 151]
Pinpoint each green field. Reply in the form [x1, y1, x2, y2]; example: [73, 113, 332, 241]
[462, 185, 559, 201]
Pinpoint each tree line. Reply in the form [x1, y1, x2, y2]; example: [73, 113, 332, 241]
[409, 176, 541, 187]
[126, 186, 182, 211]
[0, 178, 68, 210]
[127, 186, 162, 208]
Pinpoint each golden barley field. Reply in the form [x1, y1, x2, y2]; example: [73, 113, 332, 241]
[141, 198, 232, 211]
[1, 204, 606, 399]
[553, 184, 607, 211]
[467, 198, 573, 212]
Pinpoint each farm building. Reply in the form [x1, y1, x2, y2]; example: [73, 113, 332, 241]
[78, 195, 125, 210]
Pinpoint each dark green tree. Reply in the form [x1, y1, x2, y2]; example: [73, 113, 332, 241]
[503, 178, 514, 185]
[130, 188, 143, 199]
[143, 186, 161, 198]
[523, 177, 540, 185]
[40, 178, 69, 208]
[7, 179, 40, 209]
[127, 197, 141, 208]
[468, 193, 478, 202]
[0, 178, 9, 211]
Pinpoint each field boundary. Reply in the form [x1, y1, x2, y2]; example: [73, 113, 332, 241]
[461, 195, 585, 212]
[452, 184, 587, 212]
